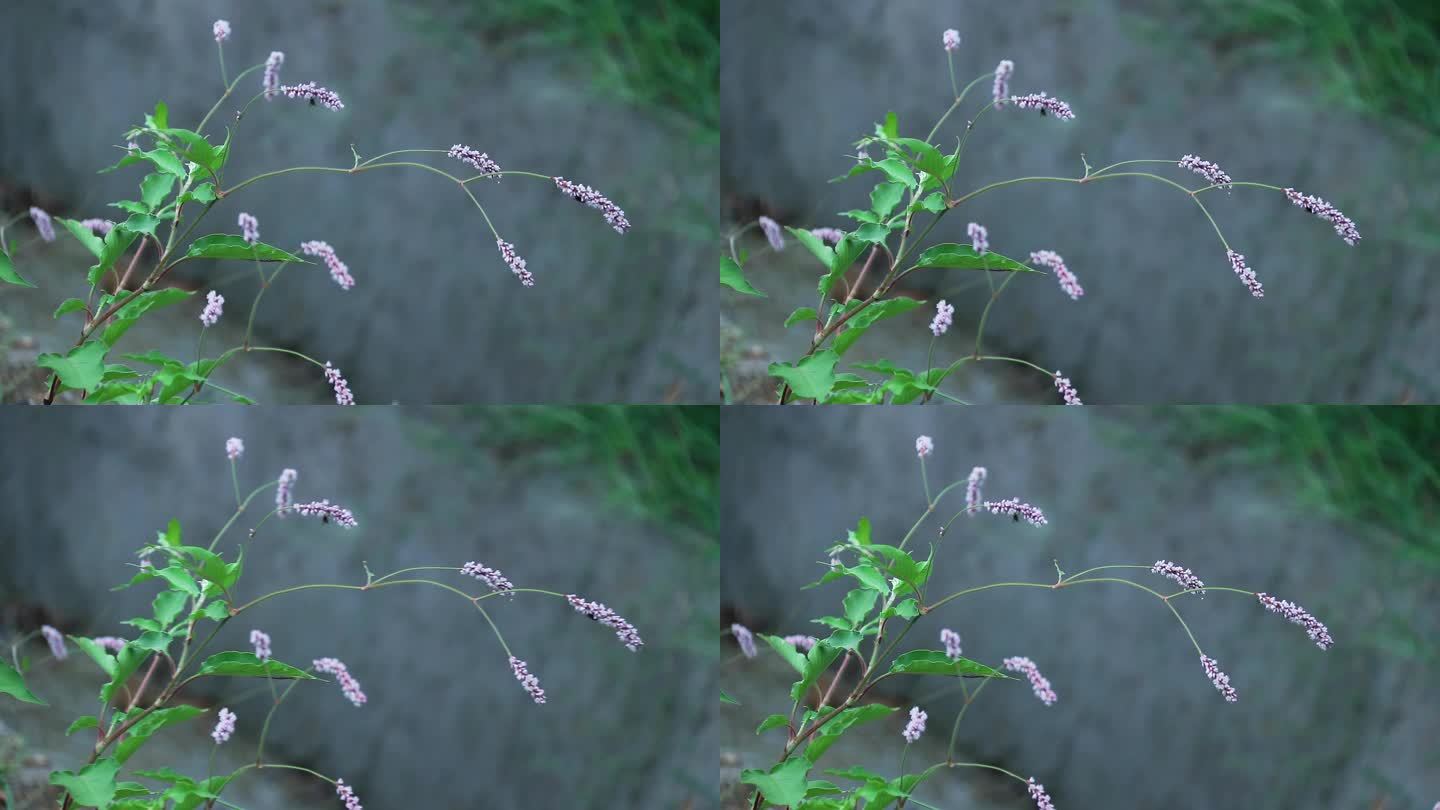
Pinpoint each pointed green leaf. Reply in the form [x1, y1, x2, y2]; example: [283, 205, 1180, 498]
[886, 650, 1009, 678]
[37, 341, 108, 392]
[804, 704, 897, 764]
[721, 256, 766, 297]
[760, 633, 807, 675]
[185, 235, 303, 263]
[54, 298, 89, 319]
[58, 218, 106, 258]
[912, 243, 1038, 273]
[842, 589, 878, 628]
[756, 714, 789, 735]
[832, 297, 926, 357]
[101, 288, 193, 348]
[140, 173, 176, 211]
[720, 689, 740, 705]
[873, 158, 916, 189]
[740, 758, 810, 807]
[769, 351, 839, 401]
[66, 715, 99, 735]
[88, 227, 140, 287]
[152, 590, 187, 626]
[50, 757, 120, 807]
[0, 251, 36, 288]
[115, 705, 207, 764]
[784, 307, 817, 328]
[870, 183, 904, 218]
[0, 658, 45, 705]
[195, 651, 319, 680]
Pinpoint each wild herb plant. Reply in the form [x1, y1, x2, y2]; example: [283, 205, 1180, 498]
[723, 434, 1333, 809]
[0, 436, 642, 809]
[0, 17, 628, 405]
[719, 25, 1360, 405]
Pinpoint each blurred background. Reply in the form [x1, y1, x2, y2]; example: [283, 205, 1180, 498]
[721, 0, 1440, 404]
[0, 406, 718, 808]
[0, 0, 718, 404]
[720, 406, 1440, 809]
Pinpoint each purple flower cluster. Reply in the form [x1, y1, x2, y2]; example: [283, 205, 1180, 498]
[987, 499, 1048, 526]
[968, 222, 989, 254]
[509, 655, 546, 704]
[238, 212, 260, 245]
[263, 52, 284, 99]
[460, 561, 515, 595]
[41, 625, 67, 660]
[942, 29, 961, 52]
[211, 708, 236, 744]
[1284, 187, 1360, 245]
[1027, 778, 1056, 810]
[200, 291, 225, 327]
[1003, 656, 1057, 705]
[250, 629, 272, 661]
[496, 239, 535, 287]
[1029, 250, 1083, 301]
[1179, 154, 1232, 189]
[93, 636, 126, 653]
[1256, 593, 1333, 650]
[757, 216, 785, 251]
[966, 466, 987, 513]
[335, 779, 363, 810]
[29, 207, 55, 242]
[782, 634, 817, 652]
[281, 82, 344, 111]
[1200, 654, 1237, 702]
[902, 706, 927, 742]
[915, 435, 934, 458]
[992, 60, 1014, 108]
[1011, 92, 1074, 120]
[731, 623, 757, 658]
[213, 20, 230, 43]
[567, 594, 643, 651]
[1226, 249, 1264, 298]
[300, 240, 355, 290]
[294, 499, 357, 528]
[810, 227, 845, 246]
[448, 144, 501, 177]
[79, 218, 114, 235]
[1053, 372, 1082, 406]
[323, 362, 355, 405]
[313, 657, 368, 706]
[930, 299, 954, 336]
[554, 177, 631, 234]
[1152, 560, 1205, 596]
[276, 469, 297, 516]
[940, 628, 963, 660]
[225, 436, 244, 460]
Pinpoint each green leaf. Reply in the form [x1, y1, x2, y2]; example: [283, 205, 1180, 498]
[881, 112, 899, 139]
[720, 689, 740, 705]
[146, 101, 169, 130]
[890, 599, 920, 620]
[70, 636, 118, 678]
[788, 227, 835, 270]
[101, 288, 193, 348]
[120, 213, 163, 238]
[114, 705, 207, 764]
[152, 590, 188, 626]
[54, 298, 89, 319]
[804, 704, 897, 763]
[50, 757, 120, 807]
[130, 631, 173, 654]
[842, 564, 890, 596]
[849, 517, 872, 546]
[185, 183, 218, 204]
[110, 200, 151, 216]
[66, 715, 99, 735]
[160, 128, 219, 173]
[185, 235, 304, 263]
[790, 642, 842, 703]
[37, 341, 108, 392]
[58, 218, 106, 258]
[100, 645, 147, 703]
[761, 634, 807, 675]
[873, 159, 916, 189]
[720, 256, 766, 297]
[890, 138, 948, 178]
[915, 192, 947, 214]
[912, 243, 1038, 273]
[0, 251, 35, 288]
[0, 658, 45, 705]
[740, 758, 810, 807]
[88, 227, 140, 287]
[769, 351, 839, 401]
[850, 223, 889, 245]
[870, 183, 905, 218]
[141, 148, 185, 178]
[140, 173, 176, 211]
[784, 307, 817, 328]
[756, 714, 789, 735]
[195, 651, 319, 680]
[832, 297, 927, 357]
[824, 629, 864, 652]
[154, 565, 199, 596]
[842, 589, 878, 628]
[886, 650, 1009, 679]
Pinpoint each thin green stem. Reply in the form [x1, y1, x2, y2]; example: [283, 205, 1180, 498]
[229, 459, 241, 507]
[255, 676, 301, 765]
[945, 677, 990, 761]
[208, 479, 280, 552]
[197, 64, 265, 135]
[973, 272, 1018, 357]
[217, 43, 228, 87]
[920, 457, 932, 505]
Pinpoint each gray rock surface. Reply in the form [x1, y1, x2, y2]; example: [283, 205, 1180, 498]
[1, 0, 716, 404]
[0, 408, 717, 809]
[720, 407, 1439, 809]
[721, 0, 1440, 403]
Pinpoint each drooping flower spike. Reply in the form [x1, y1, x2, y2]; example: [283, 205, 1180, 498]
[940, 628, 963, 660]
[968, 222, 989, 254]
[915, 435, 934, 458]
[322, 362, 355, 405]
[1003, 656, 1057, 705]
[448, 144, 501, 177]
[200, 291, 225, 327]
[985, 499, 1047, 526]
[225, 437, 244, 460]
[461, 561, 515, 595]
[299, 240, 355, 290]
[731, 623, 757, 658]
[79, 218, 114, 235]
[1256, 593, 1333, 650]
[211, 708, 236, 744]
[1011, 92, 1074, 120]
[930, 300, 954, 336]
[335, 779, 363, 810]
[212, 20, 231, 43]
[29, 207, 55, 242]
[756, 216, 785, 251]
[1053, 372, 1082, 405]
[509, 655, 546, 704]
[280, 82, 345, 111]
[992, 60, 1014, 108]
[902, 706, 928, 742]
[942, 29, 961, 52]
[275, 469, 297, 516]
[1179, 154, 1231, 190]
[496, 239, 535, 287]
[238, 212, 259, 245]
[554, 177, 630, 235]
[783, 634, 817, 652]
[810, 227, 845, 246]
[93, 636, 126, 654]
[1227, 249, 1264, 298]
[567, 594, 643, 651]
[250, 629, 272, 661]
[293, 500, 358, 527]
[313, 657, 368, 706]
[1152, 560, 1205, 596]
[965, 466, 987, 512]
[1027, 778, 1057, 810]
[263, 52, 284, 99]
[1284, 187, 1360, 245]
[1030, 250, 1083, 301]
[1200, 654, 1237, 702]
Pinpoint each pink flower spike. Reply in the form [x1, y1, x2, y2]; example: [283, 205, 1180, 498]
[554, 177, 631, 234]
[41, 625, 67, 660]
[1053, 372, 1082, 405]
[985, 499, 1047, 526]
[280, 82, 344, 111]
[323, 362, 355, 406]
[940, 628, 963, 660]
[731, 623, 757, 658]
[1200, 654, 1238, 702]
[263, 52, 284, 99]
[1003, 656, 1057, 705]
[902, 706, 927, 742]
[211, 708, 236, 744]
[93, 636, 126, 654]
[299, 240, 355, 290]
[200, 290, 225, 327]
[1030, 250, 1083, 300]
[965, 466, 987, 513]
[567, 594, 644, 651]
[1011, 92, 1074, 120]
[448, 144, 501, 177]
[992, 60, 1014, 108]
[294, 499, 357, 527]
[1284, 187, 1360, 245]
[930, 300, 954, 336]
[1227, 249, 1264, 298]
[496, 238, 535, 287]
[942, 29, 961, 52]
[275, 469, 297, 516]
[810, 227, 844, 246]
[757, 216, 784, 251]
[1256, 593, 1333, 650]
[213, 20, 231, 43]
[1152, 560, 1206, 596]
[335, 778, 363, 810]
[313, 657, 367, 706]
[29, 207, 55, 242]
[238, 212, 259, 244]
[915, 435, 934, 458]
[1027, 777, 1057, 810]
[460, 561, 515, 595]
[225, 436, 243, 460]
[1179, 154, 1232, 190]
[509, 655, 546, 704]
[968, 222, 989, 254]
[783, 634, 817, 652]
[250, 629, 272, 661]
[79, 218, 114, 235]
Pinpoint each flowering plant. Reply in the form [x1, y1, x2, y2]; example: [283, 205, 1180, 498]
[0, 436, 642, 809]
[723, 434, 1331, 809]
[0, 18, 627, 405]
[720, 26, 1359, 405]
